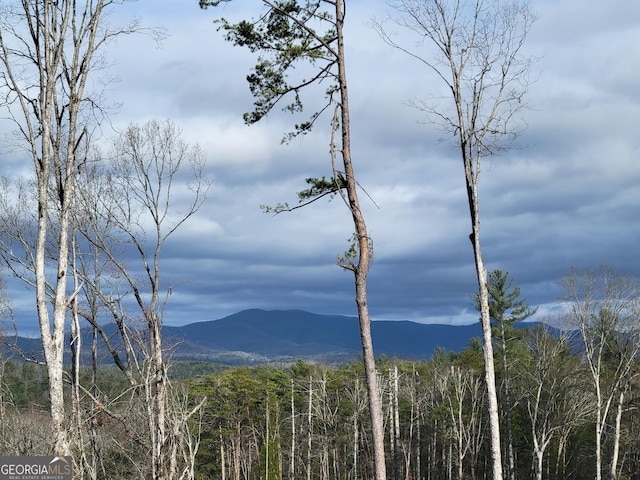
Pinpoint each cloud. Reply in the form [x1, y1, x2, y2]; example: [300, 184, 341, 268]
[2, 0, 639, 334]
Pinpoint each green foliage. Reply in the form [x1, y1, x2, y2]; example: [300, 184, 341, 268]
[260, 174, 346, 214]
[259, 436, 282, 479]
[168, 360, 229, 380]
[203, 0, 338, 142]
[337, 232, 359, 268]
[2, 362, 50, 407]
[476, 269, 538, 350]
[483, 270, 537, 325]
[290, 358, 314, 379]
[430, 346, 457, 367]
[182, 350, 640, 479]
[453, 337, 484, 374]
[5, 335, 637, 479]
[337, 232, 373, 271]
[298, 175, 346, 201]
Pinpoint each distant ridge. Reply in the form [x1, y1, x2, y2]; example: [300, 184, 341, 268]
[3, 309, 490, 365]
[163, 309, 484, 363]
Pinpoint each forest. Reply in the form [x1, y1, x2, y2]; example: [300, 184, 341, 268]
[190, 326, 640, 480]
[0, 0, 637, 479]
[2, 282, 640, 480]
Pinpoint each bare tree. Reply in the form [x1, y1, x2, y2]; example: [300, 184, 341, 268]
[376, 1, 537, 478]
[521, 324, 592, 480]
[562, 266, 640, 480]
[434, 363, 485, 480]
[0, 118, 209, 477]
[1, 119, 210, 477]
[77, 119, 210, 480]
[199, 1, 387, 478]
[344, 376, 368, 480]
[0, 0, 145, 455]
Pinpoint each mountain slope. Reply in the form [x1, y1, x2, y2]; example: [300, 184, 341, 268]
[164, 309, 483, 362]
[3, 309, 488, 365]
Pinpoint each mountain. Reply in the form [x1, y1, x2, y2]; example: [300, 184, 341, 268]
[163, 309, 483, 364]
[2, 309, 494, 365]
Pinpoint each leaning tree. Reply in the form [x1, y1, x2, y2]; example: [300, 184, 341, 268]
[199, 1, 387, 478]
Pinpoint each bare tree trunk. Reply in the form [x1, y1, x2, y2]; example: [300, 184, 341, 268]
[456, 371, 464, 480]
[150, 314, 169, 480]
[377, 3, 537, 476]
[563, 267, 640, 480]
[107, 120, 209, 480]
[334, 3, 386, 477]
[0, 0, 110, 456]
[0, 0, 153, 458]
[353, 404, 359, 480]
[414, 370, 421, 480]
[533, 439, 543, 480]
[291, 379, 296, 480]
[595, 379, 604, 480]
[447, 437, 453, 480]
[393, 366, 401, 480]
[500, 322, 516, 480]
[555, 433, 566, 480]
[389, 384, 396, 479]
[221, 434, 227, 480]
[266, 397, 270, 480]
[610, 388, 625, 480]
[70, 243, 94, 478]
[469, 204, 503, 480]
[307, 378, 313, 480]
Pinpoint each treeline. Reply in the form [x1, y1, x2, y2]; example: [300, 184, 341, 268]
[0, 358, 201, 478]
[1, 312, 639, 480]
[189, 329, 640, 480]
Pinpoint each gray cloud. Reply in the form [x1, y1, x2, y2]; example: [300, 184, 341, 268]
[3, 0, 639, 333]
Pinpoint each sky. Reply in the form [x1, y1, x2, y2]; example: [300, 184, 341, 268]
[3, 0, 640, 334]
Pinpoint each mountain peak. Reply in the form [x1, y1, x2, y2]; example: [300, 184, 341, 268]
[168, 309, 482, 364]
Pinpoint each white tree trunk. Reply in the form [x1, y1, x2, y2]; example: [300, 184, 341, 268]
[307, 379, 313, 480]
[393, 366, 401, 479]
[291, 379, 296, 480]
[469, 188, 503, 480]
[610, 388, 625, 480]
[0, 0, 113, 456]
